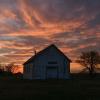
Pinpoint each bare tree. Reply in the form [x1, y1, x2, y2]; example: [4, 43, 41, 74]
[5, 63, 20, 73]
[0, 64, 5, 72]
[5, 63, 15, 73]
[76, 51, 100, 76]
[11, 65, 19, 73]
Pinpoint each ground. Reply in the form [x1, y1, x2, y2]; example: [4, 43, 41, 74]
[0, 74, 100, 100]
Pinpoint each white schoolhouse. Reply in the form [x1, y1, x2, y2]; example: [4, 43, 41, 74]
[23, 44, 71, 79]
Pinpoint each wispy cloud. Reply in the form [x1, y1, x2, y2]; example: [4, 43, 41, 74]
[0, 0, 100, 71]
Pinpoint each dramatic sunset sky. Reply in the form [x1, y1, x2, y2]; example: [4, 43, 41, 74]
[0, 0, 100, 73]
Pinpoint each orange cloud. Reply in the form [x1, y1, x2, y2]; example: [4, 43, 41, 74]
[0, 0, 100, 73]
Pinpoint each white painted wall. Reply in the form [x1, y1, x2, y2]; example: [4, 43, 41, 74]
[23, 63, 33, 79]
[24, 46, 70, 79]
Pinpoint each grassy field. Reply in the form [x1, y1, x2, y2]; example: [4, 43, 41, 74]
[0, 75, 100, 100]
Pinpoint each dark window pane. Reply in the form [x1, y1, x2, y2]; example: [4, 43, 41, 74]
[48, 61, 57, 64]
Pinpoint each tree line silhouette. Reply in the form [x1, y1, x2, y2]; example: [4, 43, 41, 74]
[0, 63, 23, 79]
[0, 50, 100, 79]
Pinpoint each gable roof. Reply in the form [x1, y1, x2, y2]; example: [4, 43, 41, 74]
[23, 44, 72, 65]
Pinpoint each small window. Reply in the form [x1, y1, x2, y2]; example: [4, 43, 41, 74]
[47, 65, 58, 69]
[25, 64, 30, 73]
[27, 67, 30, 73]
[48, 61, 57, 64]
